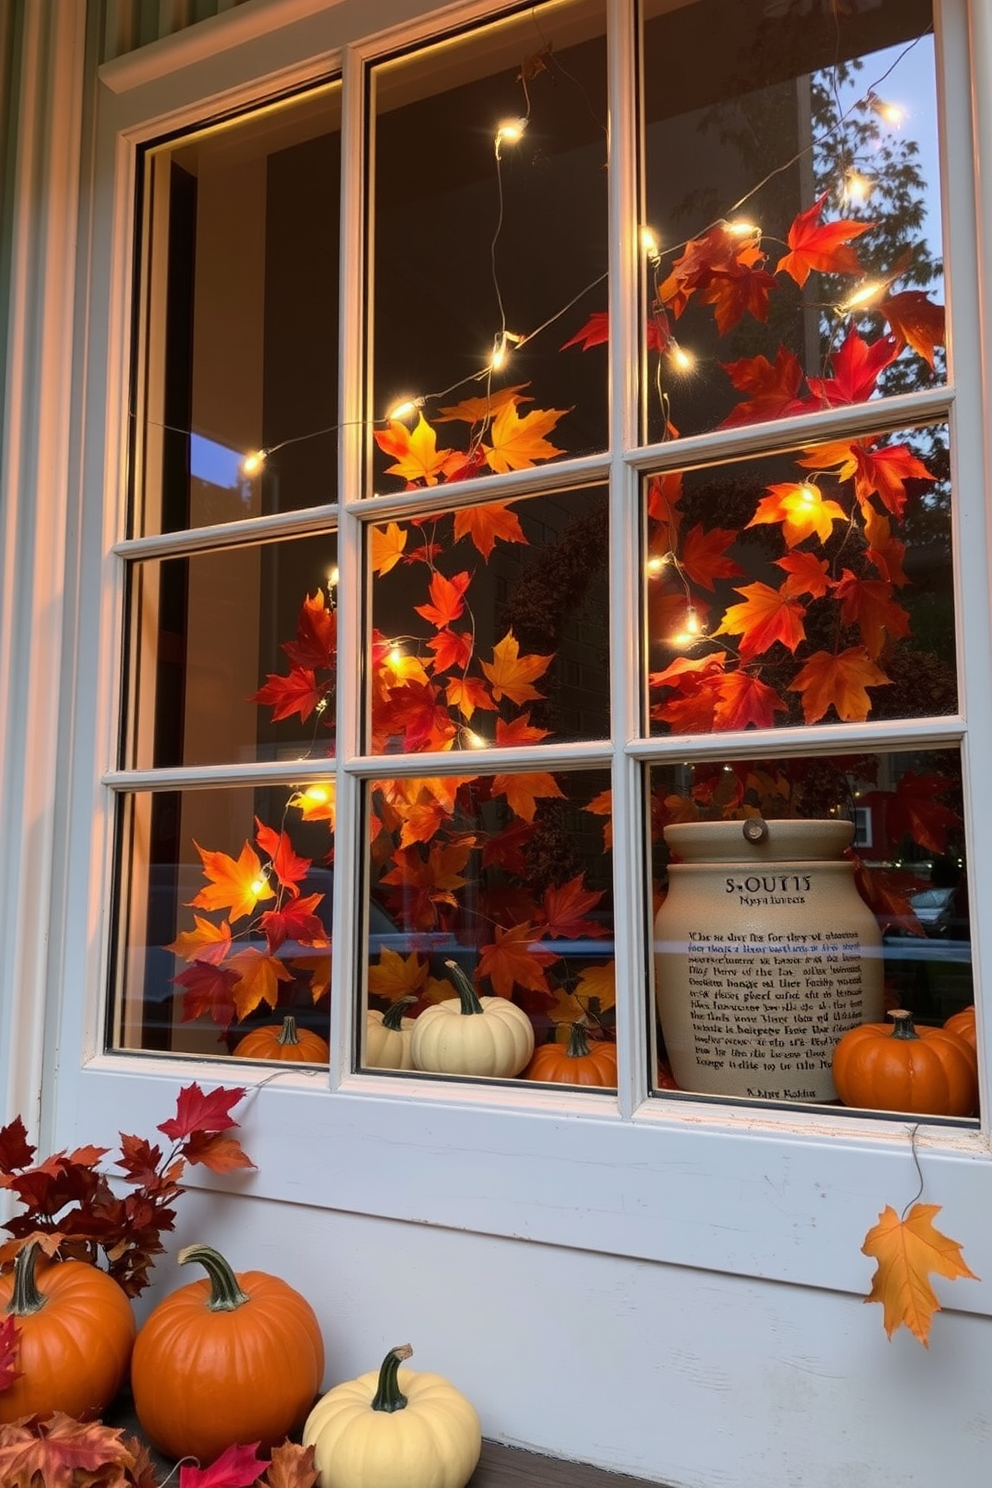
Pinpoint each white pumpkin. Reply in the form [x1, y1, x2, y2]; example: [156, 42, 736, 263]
[364, 998, 415, 1070]
[303, 1343, 481, 1488]
[410, 960, 534, 1078]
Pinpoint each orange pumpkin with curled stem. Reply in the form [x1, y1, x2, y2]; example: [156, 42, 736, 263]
[522, 1023, 618, 1087]
[832, 1009, 977, 1116]
[0, 1240, 136, 1423]
[233, 1014, 328, 1063]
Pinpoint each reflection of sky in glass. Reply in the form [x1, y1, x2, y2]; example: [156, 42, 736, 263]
[191, 433, 242, 489]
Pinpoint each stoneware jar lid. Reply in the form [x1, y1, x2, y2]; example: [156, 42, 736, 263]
[663, 817, 855, 863]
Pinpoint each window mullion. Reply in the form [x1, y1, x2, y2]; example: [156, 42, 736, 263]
[608, 0, 647, 1118]
[328, 38, 369, 1092]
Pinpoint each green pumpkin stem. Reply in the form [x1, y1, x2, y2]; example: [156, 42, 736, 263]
[178, 1243, 250, 1312]
[6, 1240, 46, 1316]
[278, 1016, 301, 1046]
[371, 1343, 414, 1412]
[382, 997, 416, 1031]
[444, 959, 485, 1016]
[887, 1010, 919, 1040]
[567, 1023, 592, 1059]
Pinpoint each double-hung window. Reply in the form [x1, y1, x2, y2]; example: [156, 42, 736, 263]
[58, 0, 991, 1277]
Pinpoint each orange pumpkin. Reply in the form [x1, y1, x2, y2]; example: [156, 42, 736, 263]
[522, 1023, 618, 1087]
[131, 1242, 325, 1461]
[0, 1241, 136, 1423]
[233, 1014, 329, 1063]
[944, 1005, 977, 1051]
[832, 1008, 977, 1116]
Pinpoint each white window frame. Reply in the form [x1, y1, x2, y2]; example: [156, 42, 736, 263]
[42, 0, 992, 1309]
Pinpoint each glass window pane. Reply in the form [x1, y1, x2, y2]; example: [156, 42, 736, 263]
[649, 747, 975, 1120]
[371, 0, 608, 495]
[368, 487, 609, 753]
[113, 787, 333, 1058]
[134, 84, 341, 535]
[360, 768, 615, 1087]
[125, 534, 338, 769]
[644, 422, 954, 734]
[639, 0, 942, 442]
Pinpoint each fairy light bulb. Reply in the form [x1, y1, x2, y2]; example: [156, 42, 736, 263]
[489, 330, 522, 372]
[869, 93, 904, 127]
[843, 168, 872, 204]
[303, 784, 331, 807]
[727, 219, 759, 237]
[387, 398, 422, 422]
[670, 606, 702, 648]
[241, 450, 266, 477]
[669, 344, 695, 374]
[327, 566, 339, 589]
[495, 117, 527, 155]
[837, 279, 886, 314]
[250, 875, 267, 897]
[798, 482, 818, 505]
[387, 644, 404, 669]
[640, 226, 661, 264]
[646, 554, 669, 575]
[462, 727, 488, 749]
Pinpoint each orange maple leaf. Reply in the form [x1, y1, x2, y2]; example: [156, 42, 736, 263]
[0, 1413, 143, 1486]
[483, 400, 568, 474]
[799, 439, 932, 519]
[775, 193, 873, 286]
[747, 481, 848, 548]
[188, 840, 274, 922]
[477, 921, 557, 997]
[679, 524, 744, 590]
[375, 414, 458, 486]
[414, 569, 472, 628]
[452, 501, 527, 558]
[428, 627, 473, 674]
[445, 674, 496, 720]
[541, 875, 606, 938]
[646, 472, 684, 550]
[882, 289, 946, 368]
[0, 1315, 20, 1392]
[367, 948, 428, 1000]
[226, 946, 293, 1021]
[865, 770, 962, 856]
[166, 915, 233, 965]
[492, 770, 566, 823]
[862, 506, 909, 586]
[480, 630, 554, 704]
[398, 799, 447, 847]
[370, 520, 408, 575]
[862, 1202, 978, 1346]
[255, 819, 310, 900]
[583, 788, 612, 850]
[716, 582, 806, 659]
[434, 384, 530, 424]
[265, 1440, 320, 1488]
[832, 569, 910, 659]
[495, 711, 551, 745]
[292, 780, 336, 826]
[775, 551, 832, 598]
[713, 669, 789, 730]
[789, 645, 890, 723]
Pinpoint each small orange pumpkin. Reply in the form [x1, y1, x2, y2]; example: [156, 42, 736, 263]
[522, 1023, 618, 1087]
[0, 1241, 136, 1423]
[832, 1008, 977, 1116]
[944, 1005, 977, 1051]
[131, 1242, 324, 1461]
[233, 1014, 329, 1063]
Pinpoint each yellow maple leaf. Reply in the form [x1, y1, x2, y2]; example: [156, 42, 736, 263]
[370, 521, 408, 575]
[483, 400, 569, 474]
[746, 481, 848, 548]
[187, 840, 274, 923]
[367, 948, 428, 1000]
[492, 771, 565, 823]
[862, 1202, 978, 1346]
[375, 414, 457, 486]
[480, 630, 553, 705]
[574, 962, 617, 1012]
[434, 384, 530, 424]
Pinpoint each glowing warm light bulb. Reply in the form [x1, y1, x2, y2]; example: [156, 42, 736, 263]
[495, 117, 527, 152]
[646, 554, 669, 574]
[843, 169, 872, 204]
[303, 784, 331, 806]
[462, 728, 488, 749]
[870, 93, 904, 127]
[798, 482, 818, 505]
[489, 330, 521, 372]
[241, 450, 266, 477]
[727, 219, 758, 237]
[670, 606, 702, 648]
[387, 645, 404, 669]
[388, 398, 421, 422]
[250, 876, 267, 897]
[327, 566, 339, 589]
[669, 344, 695, 374]
[640, 226, 661, 262]
[837, 278, 886, 314]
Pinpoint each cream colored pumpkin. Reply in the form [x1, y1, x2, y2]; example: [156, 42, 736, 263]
[364, 998, 415, 1070]
[303, 1343, 481, 1488]
[410, 960, 534, 1078]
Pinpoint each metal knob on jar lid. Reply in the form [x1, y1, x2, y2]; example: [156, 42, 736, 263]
[742, 817, 769, 844]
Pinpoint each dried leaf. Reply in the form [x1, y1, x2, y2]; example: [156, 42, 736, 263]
[862, 1202, 978, 1346]
[452, 501, 527, 558]
[262, 1441, 319, 1488]
[477, 922, 557, 998]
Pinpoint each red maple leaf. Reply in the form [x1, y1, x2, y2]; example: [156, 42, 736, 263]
[251, 667, 325, 724]
[775, 193, 873, 286]
[158, 1083, 247, 1142]
[806, 329, 900, 406]
[696, 256, 778, 334]
[180, 1440, 269, 1488]
[832, 569, 910, 659]
[540, 875, 607, 939]
[255, 820, 310, 900]
[414, 569, 472, 627]
[173, 959, 241, 1029]
[117, 1133, 165, 1188]
[0, 1116, 35, 1172]
[477, 922, 556, 997]
[850, 854, 928, 935]
[715, 582, 807, 659]
[882, 290, 946, 368]
[713, 669, 789, 730]
[679, 525, 743, 590]
[427, 627, 473, 674]
[374, 680, 459, 752]
[866, 771, 962, 855]
[719, 345, 808, 427]
[561, 311, 609, 350]
[258, 891, 326, 952]
[280, 590, 337, 671]
[481, 818, 535, 874]
[799, 439, 933, 519]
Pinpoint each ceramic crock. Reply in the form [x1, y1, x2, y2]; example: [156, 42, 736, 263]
[654, 818, 883, 1102]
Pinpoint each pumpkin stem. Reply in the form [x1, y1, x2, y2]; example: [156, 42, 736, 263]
[371, 1343, 414, 1412]
[443, 960, 485, 1016]
[382, 996, 416, 1031]
[278, 1016, 302, 1046]
[567, 1023, 592, 1059]
[887, 1010, 920, 1041]
[178, 1244, 250, 1311]
[6, 1240, 47, 1316]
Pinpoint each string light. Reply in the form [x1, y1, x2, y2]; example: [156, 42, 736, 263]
[301, 784, 332, 808]
[241, 449, 267, 477]
[868, 92, 904, 127]
[837, 278, 887, 314]
[726, 219, 759, 238]
[843, 168, 873, 204]
[460, 727, 488, 749]
[490, 330, 523, 372]
[646, 554, 669, 574]
[797, 482, 818, 505]
[640, 226, 661, 264]
[387, 397, 424, 422]
[327, 566, 339, 589]
[386, 645, 405, 670]
[670, 606, 703, 648]
[495, 116, 528, 156]
[668, 344, 695, 374]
